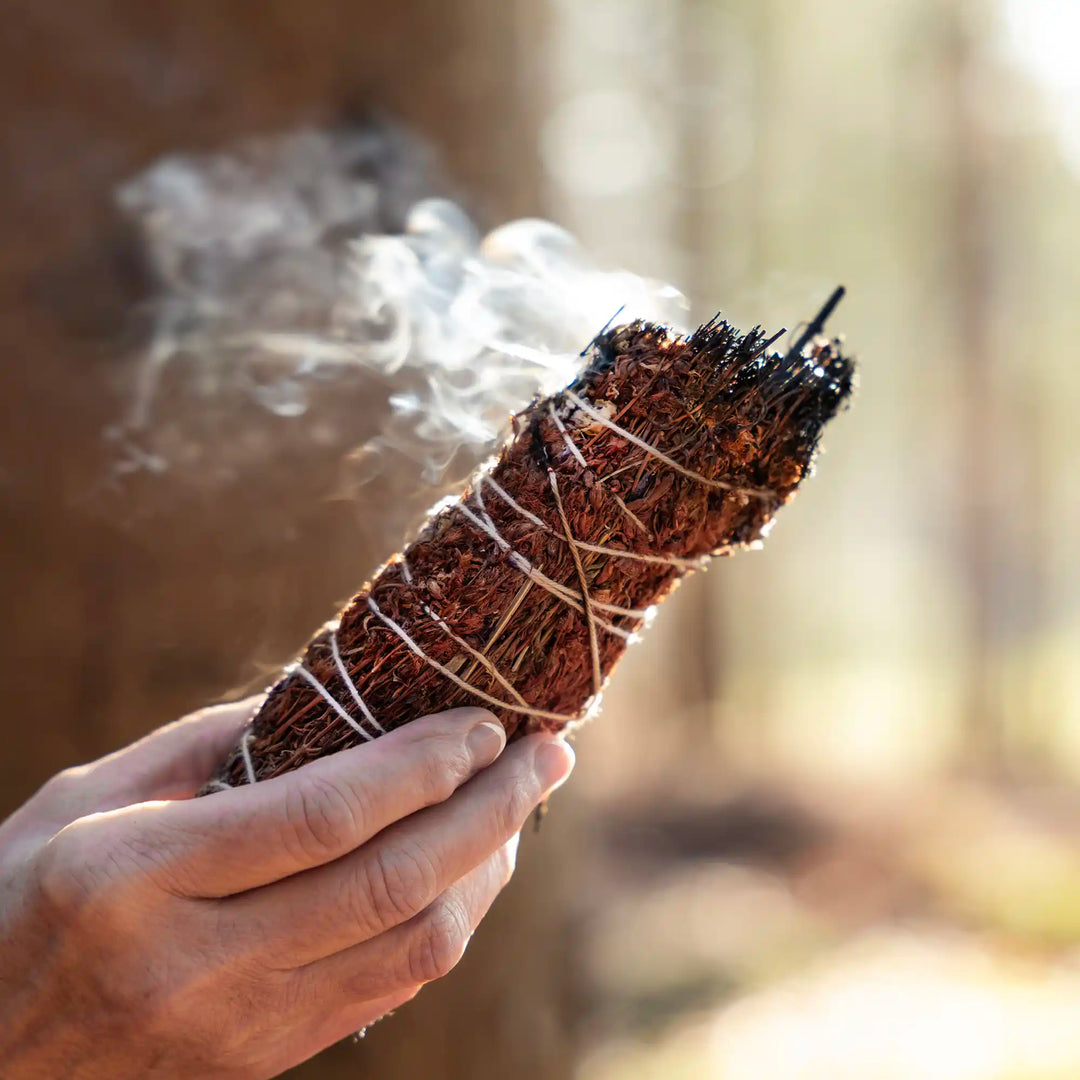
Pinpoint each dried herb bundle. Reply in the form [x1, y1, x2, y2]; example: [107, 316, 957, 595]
[205, 305, 853, 788]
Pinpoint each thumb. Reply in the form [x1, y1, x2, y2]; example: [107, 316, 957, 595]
[88, 697, 264, 804]
[37, 698, 262, 830]
[4, 698, 263, 852]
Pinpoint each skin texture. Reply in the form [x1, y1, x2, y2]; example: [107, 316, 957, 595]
[0, 700, 574, 1078]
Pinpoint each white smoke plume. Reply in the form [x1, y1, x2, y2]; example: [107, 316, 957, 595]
[115, 127, 688, 487]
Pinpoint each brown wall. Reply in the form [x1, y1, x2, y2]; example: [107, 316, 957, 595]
[0, 2, 577, 1076]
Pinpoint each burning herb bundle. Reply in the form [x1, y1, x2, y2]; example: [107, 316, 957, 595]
[204, 292, 853, 789]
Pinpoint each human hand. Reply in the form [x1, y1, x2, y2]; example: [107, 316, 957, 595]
[0, 700, 573, 1078]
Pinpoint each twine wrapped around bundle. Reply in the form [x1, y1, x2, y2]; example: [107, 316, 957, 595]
[204, 306, 853, 789]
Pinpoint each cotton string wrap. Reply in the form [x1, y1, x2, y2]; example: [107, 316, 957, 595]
[208, 384, 743, 790]
[202, 316, 854, 790]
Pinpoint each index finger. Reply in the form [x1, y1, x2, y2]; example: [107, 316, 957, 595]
[121, 707, 507, 896]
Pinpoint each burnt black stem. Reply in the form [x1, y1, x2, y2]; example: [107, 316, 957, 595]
[582, 304, 627, 356]
[753, 327, 787, 359]
[786, 285, 846, 360]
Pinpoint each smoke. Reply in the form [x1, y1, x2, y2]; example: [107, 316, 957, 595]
[115, 127, 688, 487]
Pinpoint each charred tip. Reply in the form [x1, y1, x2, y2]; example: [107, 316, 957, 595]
[753, 327, 787, 359]
[786, 286, 846, 361]
[581, 304, 629, 357]
[579, 308, 854, 459]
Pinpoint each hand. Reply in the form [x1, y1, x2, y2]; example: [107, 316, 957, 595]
[0, 700, 573, 1079]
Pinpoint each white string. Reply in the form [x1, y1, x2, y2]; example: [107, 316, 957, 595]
[366, 595, 577, 723]
[604, 486, 652, 537]
[478, 474, 707, 571]
[548, 468, 602, 697]
[419, 600, 530, 707]
[562, 389, 771, 498]
[548, 403, 590, 469]
[220, 383, 755, 781]
[455, 498, 639, 638]
[451, 494, 630, 626]
[287, 661, 376, 742]
[469, 487, 649, 621]
[220, 629, 385, 787]
[328, 625, 385, 734]
[369, 387, 760, 730]
[570, 536, 706, 570]
[239, 729, 258, 785]
[477, 475, 547, 529]
[455, 498, 510, 551]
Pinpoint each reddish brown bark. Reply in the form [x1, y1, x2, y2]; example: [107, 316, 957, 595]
[206, 317, 853, 787]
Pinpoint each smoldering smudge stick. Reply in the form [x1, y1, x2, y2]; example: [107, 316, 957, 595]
[204, 300, 853, 789]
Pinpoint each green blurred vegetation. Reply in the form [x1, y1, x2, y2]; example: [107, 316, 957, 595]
[537, 0, 1080, 1075]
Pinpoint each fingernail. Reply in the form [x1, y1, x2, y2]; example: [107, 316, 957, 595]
[467, 720, 507, 767]
[533, 738, 575, 793]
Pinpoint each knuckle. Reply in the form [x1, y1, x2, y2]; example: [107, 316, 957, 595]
[406, 895, 471, 984]
[284, 773, 366, 862]
[494, 844, 517, 888]
[494, 768, 538, 838]
[42, 765, 84, 796]
[34, 832, 84, 913]
[417, 737, 473, 805]
[358, 842, 439, 931]
[36, 822, 149, 933]
[34, 822, 104, 915]
[35, 765, 92, 812]
[143, 968, 275, 1076]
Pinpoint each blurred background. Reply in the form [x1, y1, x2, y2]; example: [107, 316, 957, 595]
[3, 0, 1080, 1076]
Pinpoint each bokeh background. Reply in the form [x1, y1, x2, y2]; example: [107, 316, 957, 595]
[3, 0, 1080, 1077]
